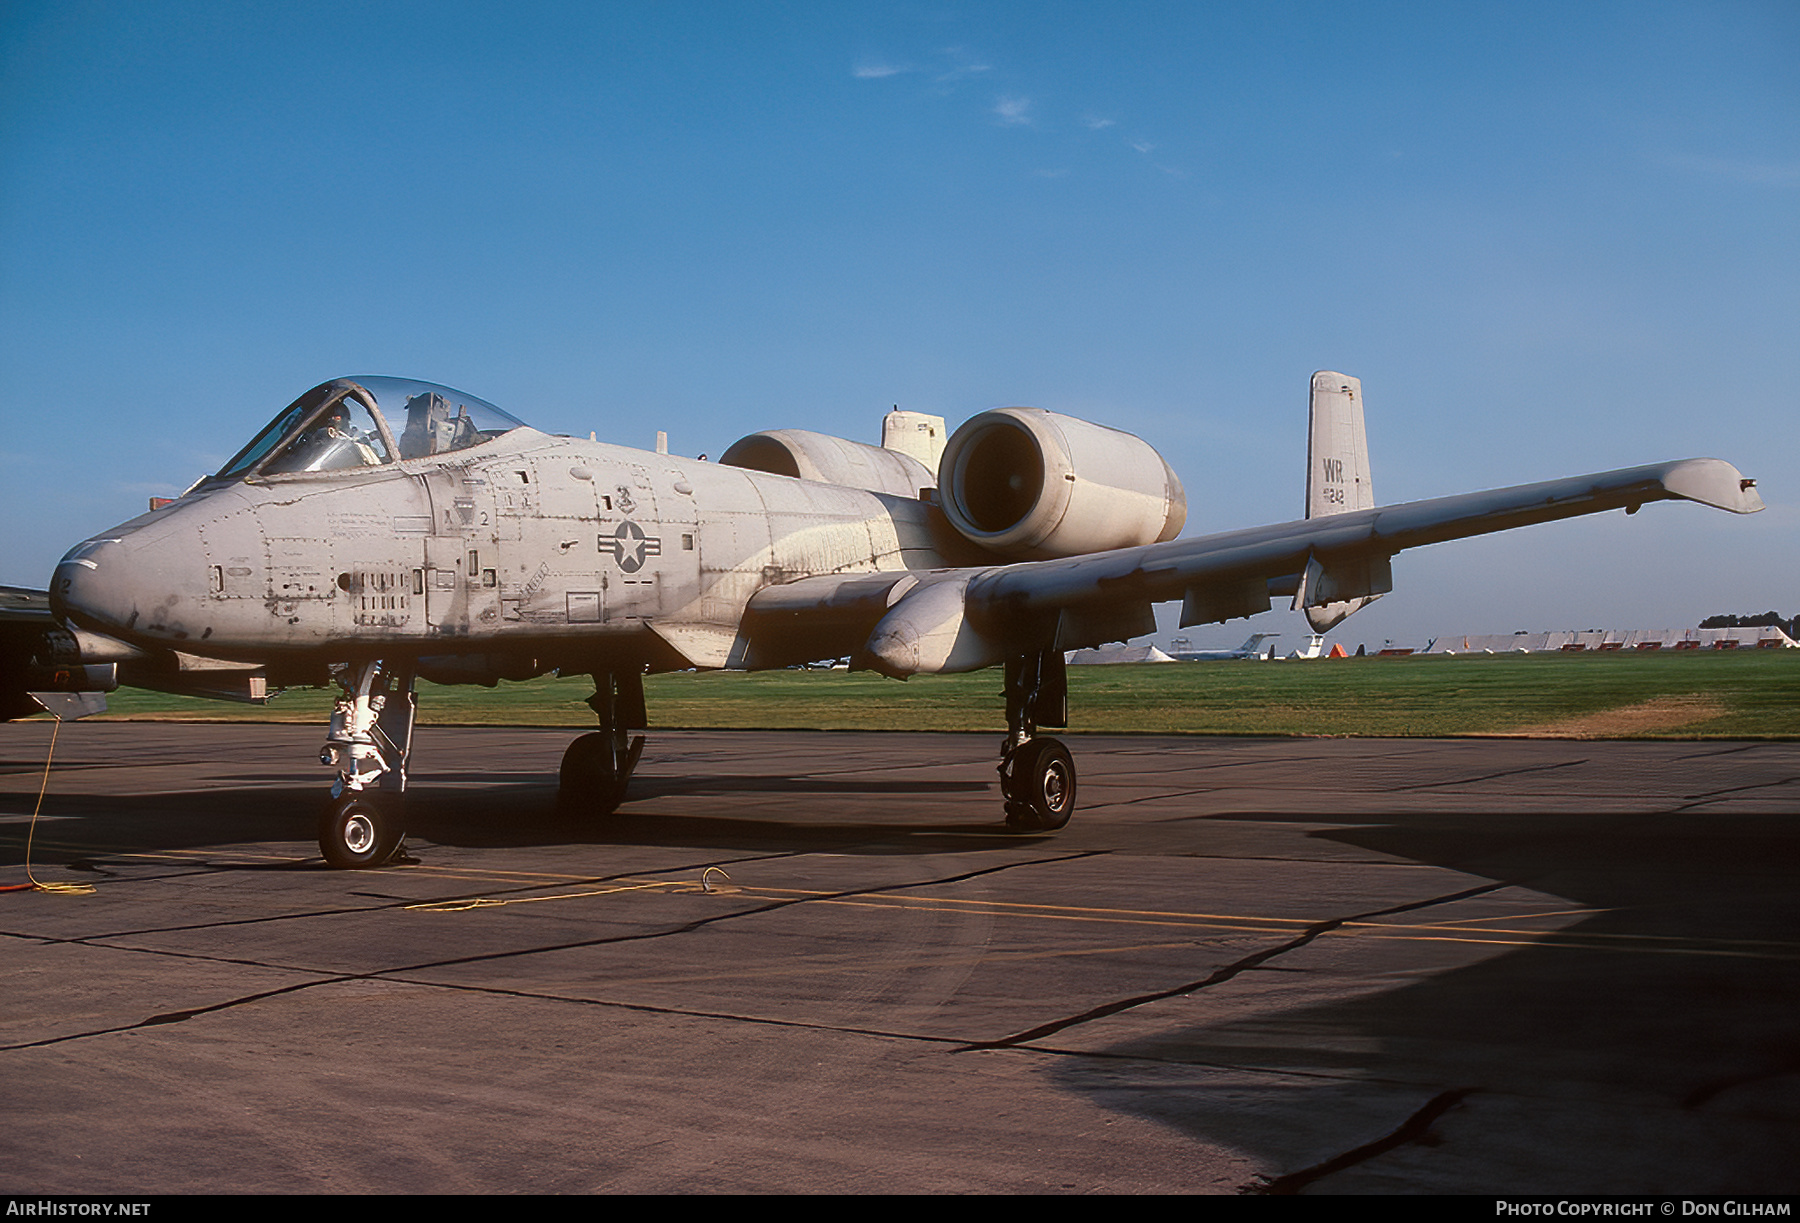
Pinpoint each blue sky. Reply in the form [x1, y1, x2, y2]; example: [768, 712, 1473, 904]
[2, 0, 1794, 649]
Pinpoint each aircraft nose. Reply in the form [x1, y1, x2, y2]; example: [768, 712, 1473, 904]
[51, 532, 194, 644]
[51, 538, 132, 633]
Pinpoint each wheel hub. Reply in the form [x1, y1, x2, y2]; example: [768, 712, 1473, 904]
[342, 813, 375, 855]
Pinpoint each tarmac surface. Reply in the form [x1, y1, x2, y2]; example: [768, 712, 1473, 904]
[2, 722, 1797, 1195]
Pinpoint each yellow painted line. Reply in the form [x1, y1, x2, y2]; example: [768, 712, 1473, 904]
[710, 885, 1325, 930]
[392, 878, 1800, 962]
[1340, 931, 1800, 961]
[497, 939, 1210, 991]
[1406, 907, 1604, 925]
[1334, 924, 1800, 960]
[778, 892, 1311, 934]
[395, 875, 1324, 935]
[15, 843, 1791, 964]
[387, 861, 637, 885]
[1346, 918, 1800, 951]
[2, 839, 634, 884]
[5, 845, 307, 867]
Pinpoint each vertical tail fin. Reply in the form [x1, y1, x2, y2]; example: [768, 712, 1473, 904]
[1306, 371, 1373, 519]
[1297, 372, 1385, 632]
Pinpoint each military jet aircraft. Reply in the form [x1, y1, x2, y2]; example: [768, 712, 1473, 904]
[9, 371, 1763, 867]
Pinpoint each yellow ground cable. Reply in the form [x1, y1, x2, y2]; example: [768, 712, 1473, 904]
[405, 868, 742, 912]
[19, 715, 94, 896]
[406, 881, 670, 912]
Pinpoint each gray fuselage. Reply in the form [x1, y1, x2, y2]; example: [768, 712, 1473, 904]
[53, 427, 965, 679]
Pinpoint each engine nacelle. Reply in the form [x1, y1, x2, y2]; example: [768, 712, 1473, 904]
[938, 408, 1186, 559]
[720, 429, 935, 498]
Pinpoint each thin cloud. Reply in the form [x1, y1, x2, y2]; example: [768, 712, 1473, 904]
[1130, 139, 1155, 154]
[994, 95, 1032, 126]
[934, 46, 992, 85]
[853, 61, 907, 79]
[1083, 115, 1116, 130]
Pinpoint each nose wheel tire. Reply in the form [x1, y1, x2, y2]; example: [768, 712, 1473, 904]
[320, 794, 404, 869]
[1002, 737, 1076, 832]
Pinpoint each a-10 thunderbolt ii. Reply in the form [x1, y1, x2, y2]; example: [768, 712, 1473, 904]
[8, 372, 1763, 867]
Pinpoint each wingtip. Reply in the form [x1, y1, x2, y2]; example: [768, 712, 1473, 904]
[1661, 459, 1765, 514]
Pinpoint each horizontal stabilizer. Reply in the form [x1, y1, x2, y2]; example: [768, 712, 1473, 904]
[29, 691, 107, 719]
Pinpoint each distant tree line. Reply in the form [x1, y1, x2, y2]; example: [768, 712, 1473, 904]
[1701, 611, 1797, 636]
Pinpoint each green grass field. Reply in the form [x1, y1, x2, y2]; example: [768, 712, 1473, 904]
[83, 650, 1800, 739]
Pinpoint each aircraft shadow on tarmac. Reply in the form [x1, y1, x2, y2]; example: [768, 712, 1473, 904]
[0, 770, 1025, 864]
[416, 776, 1014, 853]
[1051, 808, 1800, 1194]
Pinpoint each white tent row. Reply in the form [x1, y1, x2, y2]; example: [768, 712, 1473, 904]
[1421, 626, 1798, 654]
[1065, 644, 1178, 665]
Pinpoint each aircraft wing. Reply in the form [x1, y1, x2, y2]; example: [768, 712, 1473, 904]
[747, 457, 1763, 676]
[0, 585, 112, 719]
[973, 456, 1762, 613]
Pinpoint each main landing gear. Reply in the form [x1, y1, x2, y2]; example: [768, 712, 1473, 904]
[318, 659, 415, 868]
[558, 669, 646, 817]
[998, 648, 1076, 831]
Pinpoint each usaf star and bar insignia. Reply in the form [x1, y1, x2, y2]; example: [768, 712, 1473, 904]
[599, 520, 662, 573]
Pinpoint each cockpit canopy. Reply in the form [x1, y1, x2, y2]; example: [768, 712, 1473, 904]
[215, 377, 527, 481]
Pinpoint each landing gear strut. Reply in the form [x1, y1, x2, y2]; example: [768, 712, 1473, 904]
[559, 668, 646, 817]
[999, 648, 1075, 831]
[318, 659, 415, 868]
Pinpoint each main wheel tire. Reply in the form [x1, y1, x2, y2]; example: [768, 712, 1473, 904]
[1005, 738, 1076, 832]
[319, 794, 403, 869]
[558, 732, 626, 817]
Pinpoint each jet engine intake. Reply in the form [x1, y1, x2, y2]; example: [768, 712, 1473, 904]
[938, 408, 1187, 559]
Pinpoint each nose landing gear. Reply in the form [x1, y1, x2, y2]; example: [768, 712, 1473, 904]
[318, 659, 415, 867]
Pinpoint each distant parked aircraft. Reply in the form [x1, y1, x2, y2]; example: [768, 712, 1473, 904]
[1169, 632, 1282, 661]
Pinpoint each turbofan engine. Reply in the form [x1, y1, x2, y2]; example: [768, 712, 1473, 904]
[938, 408, 1186, 559]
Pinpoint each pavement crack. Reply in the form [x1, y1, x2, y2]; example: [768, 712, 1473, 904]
[957, 880, 1507, 1051]
[1393, 758, 1587, 791]
[0, 977, 339, 1051]
[1240, 1087, 1476, 1194]
[1082, 786, 1226, 812]
[375, 975, 979, 1047]
[1681, 1051, 1800, 1109]
[1669, 775, 1800, 811]
[1669, 743, 1778, 763]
